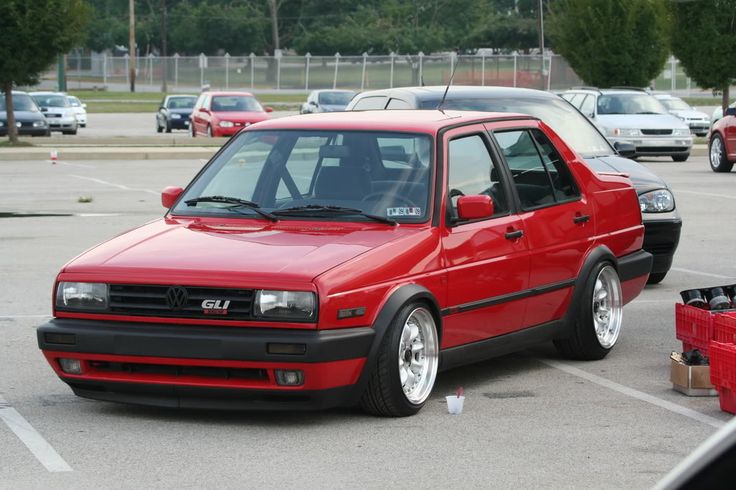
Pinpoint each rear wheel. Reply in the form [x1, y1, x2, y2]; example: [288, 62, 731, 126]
[710, 134, 733, 172]
[554, 263, 622, 360]
[361, 303, 439, 417]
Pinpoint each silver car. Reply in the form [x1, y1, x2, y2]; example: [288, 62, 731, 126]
[562, 88, 692, 161]
[654, 94, 709, 136]
[30, 91, 78, 135]
[66, 95, 87, 128]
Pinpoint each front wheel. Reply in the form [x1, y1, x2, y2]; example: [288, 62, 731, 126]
[672, 153, 689, 162]
[190, 123, 196, 138]
[207, 125, 213, 138]
[710, 134, 733, 172]
[361, 303, 439, 417]
[554, 263, 623, 360]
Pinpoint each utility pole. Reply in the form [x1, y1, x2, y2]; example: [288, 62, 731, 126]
[129, 0, 136, 92]
[538, 0, 545, 90]
[160, 0, 168, 93]
[268, 0, 280, 54]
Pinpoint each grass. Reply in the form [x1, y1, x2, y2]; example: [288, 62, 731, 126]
[0, 140, 33, 147]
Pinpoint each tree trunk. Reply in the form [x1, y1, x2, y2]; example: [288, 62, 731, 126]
[4, 83, 18, 144]
[160, 0, 168, 93]
[723, 86, 730, 113]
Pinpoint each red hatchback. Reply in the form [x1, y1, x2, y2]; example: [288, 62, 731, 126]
[190, 91, 272, 137]
[38, 111, 651, 416]
[709, 106, 736, 172]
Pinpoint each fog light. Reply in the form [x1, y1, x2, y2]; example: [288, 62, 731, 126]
[275, 369, 304, 386]
[59, 358, 83, 374]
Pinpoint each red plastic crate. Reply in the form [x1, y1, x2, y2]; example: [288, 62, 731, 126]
[713, 312, 736, 344]
[675, 303, 716, 355]
[709, 341, 736, 414]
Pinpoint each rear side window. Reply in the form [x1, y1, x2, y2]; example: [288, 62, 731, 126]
[579, 95, 595, 116]
[386, 98, 412, 109]
[351, 96, 387, 110]
[494, 129, 579, 210]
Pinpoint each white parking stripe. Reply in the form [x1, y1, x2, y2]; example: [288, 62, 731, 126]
[69, 174, 158, 195]
[674, 189, 736, 201]
[58, 161, 96, 169]
[670, 267, 735, 280]
[542, 360, 725, 429]
[0, 395, 72, 472]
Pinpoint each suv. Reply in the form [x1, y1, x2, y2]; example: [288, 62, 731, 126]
[37, 111, 650, 416]
[346, 86, 681, 284]
[561, 88, 691, 161]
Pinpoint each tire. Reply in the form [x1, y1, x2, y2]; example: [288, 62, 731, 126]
[672, 153, 689, 162]
[646, 272, 667, 285]
[63, 128, 77, 135]
[165, 122, 172, 133]
[190, 123, 196, 138]
[554, 262, 623, 360]
[709, 134, 733, 173]
[207, 125, 213, 138]
[360, 303, 439, 417]
[156, 120, 163, 133]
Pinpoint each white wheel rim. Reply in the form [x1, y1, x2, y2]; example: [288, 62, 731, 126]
[592, 265, 623, 349]
[710, 137, 723, 169]
[397, 307, 438, 404]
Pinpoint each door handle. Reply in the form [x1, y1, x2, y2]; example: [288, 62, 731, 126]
[573, 214, 590, 224]
[505, 229, 524, 240]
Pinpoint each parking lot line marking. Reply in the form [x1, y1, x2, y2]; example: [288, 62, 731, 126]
[674, 189, 736, 201]
[58, 161, 96, 169]
[0, 395, 73, 472]
[69, 174, 158, 195]
[542, 360, 725, 429]
[671, 267, 735, 280]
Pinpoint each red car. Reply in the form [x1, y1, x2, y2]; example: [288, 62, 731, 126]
[709, 106, 736, 172]
[38, 111, 651, 416]
[190, 91, 272, 137]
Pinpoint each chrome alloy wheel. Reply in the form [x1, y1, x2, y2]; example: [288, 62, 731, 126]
[397, 307, 438, 404]
[710, 136, 724, 169]
[592, 265, 623, 349]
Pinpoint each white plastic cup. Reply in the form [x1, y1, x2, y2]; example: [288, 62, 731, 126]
[446, 395, 465, 415]
[50, 150, 58, 163]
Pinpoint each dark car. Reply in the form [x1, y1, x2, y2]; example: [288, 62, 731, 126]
[300, 89, 356, 114]
[0, 91, 50, 137]
[346, 86, 681, 284]
[156, 95, 197, 133]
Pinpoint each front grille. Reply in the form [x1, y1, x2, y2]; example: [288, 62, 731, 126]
[108, 284, 255, 320]
[44, 113, 61, 118]
[88, 360, 268, 381]
[640, 129, 672, 135]
[636, 146, 687, 153]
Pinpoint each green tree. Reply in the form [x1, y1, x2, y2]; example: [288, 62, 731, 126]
[548, 0, 670, 87]
[669, 0, 736, 111]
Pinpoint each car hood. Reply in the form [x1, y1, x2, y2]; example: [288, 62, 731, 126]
[319, 104, 348, 112]
[42, 107, 72, 116]
[212, 111, 269, 122]
[597, 114, 688, 129]
[0, 110, 46, 122]
[584, 154, 670, 193]
[669, 109, 709, 120]
[62, 217, 421, 284]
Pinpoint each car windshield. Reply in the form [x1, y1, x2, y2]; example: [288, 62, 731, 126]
[420, 96, 612, 157]
[659, 98, 691, 111]
[597, 94, 666, 115]
[167, 96, 196, 109]
[173, 129, 433, 223]
[211, 96, 262, 112]
[67, 97, 81, 107]
[318, 92, 354, 105]
[32, 95, 69, 108]
[0, 94, 38, 112]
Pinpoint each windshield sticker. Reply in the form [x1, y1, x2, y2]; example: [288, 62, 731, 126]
[387, 207, 422, 217]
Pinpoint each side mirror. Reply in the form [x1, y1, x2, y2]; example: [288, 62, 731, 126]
[161, 186, 184, 209]
[456, 195, 494, 221]
[265, 106, 274, 113]
[726, 107, 736, 117]
[614, 141, 637, 158]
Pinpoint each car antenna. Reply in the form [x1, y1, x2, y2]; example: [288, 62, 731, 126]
[437, 54, 460, 113]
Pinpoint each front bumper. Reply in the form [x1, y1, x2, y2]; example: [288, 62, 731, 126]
[46, 117, 77, 131]
[608, 136, 692, 157]
[37, 319, 374, 410]
[0, 126, 49, 137]
[642, 217, 682, 275]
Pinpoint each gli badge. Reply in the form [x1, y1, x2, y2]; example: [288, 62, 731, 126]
[201, 299, 230, 315]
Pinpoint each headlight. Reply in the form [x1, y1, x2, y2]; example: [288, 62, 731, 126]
[33, 120, 46, 127]
[639, 189, 675, 213]
[55, 282, 108, 310]
[254, 290, 316, 320]
[171, 113, 182, 119]
[611, 128, 639, 137]
[673, 128, 690, 136]
[218, 121, 234, 127]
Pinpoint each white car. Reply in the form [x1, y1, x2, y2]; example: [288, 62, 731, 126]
[66, 95, 87, 128]
[654, 94, 710, 137]
[29, 91, 78, 135]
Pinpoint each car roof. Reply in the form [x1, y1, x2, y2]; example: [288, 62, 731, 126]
[250, 109, 534, 133]
[168, 94, 197, 98]
[354, 85, 556, 102]
[29, 91, 65, 96]
[313, 89, 355, 93]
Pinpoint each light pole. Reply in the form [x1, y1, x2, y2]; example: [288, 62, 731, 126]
[538, 0, 545, 89]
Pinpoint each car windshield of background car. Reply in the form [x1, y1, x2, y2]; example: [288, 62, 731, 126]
[319, 92, 354, 105]
[211, 96, 263, 112]
[420, 96, 611, 158]
[660, 98, 691, 111]
[2, 94, 39, 112]
[36, 95, 69, 108]
[173, 130, 433, 223]
[168, 97, 196, 109]
[597, 94, 666, 115]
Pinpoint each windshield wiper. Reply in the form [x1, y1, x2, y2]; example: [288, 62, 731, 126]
[185, 196, 278, 222]
[273, 204, 397, 226]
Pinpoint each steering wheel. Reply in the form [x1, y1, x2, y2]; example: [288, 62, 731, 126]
[361, 192, 418, 208]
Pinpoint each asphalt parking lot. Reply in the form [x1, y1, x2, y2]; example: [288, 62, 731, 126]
[1, 153, 734, 488]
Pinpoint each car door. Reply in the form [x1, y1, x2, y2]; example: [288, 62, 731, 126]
[440, 125, 530, 349]
[490, 124, 594, 327]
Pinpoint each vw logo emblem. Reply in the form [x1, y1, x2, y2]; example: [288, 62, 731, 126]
[166, 286, 188, 310]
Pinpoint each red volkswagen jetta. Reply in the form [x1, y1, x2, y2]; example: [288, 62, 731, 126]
[38, 110, 651, 416]
[190, 91, 272, 137]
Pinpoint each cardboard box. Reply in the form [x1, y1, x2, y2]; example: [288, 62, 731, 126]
[670, 352, 718, 397]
